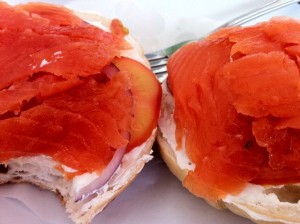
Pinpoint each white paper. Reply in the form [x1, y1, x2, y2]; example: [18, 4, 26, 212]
[1, 1, 300, 224]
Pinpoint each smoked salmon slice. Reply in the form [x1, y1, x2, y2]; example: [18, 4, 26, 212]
[0, 2, 127, 115]
[0, 70, 133, 174]
[0, 2, 161, 177]
[168, 17, 300, 201]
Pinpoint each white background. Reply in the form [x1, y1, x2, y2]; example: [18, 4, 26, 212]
[1, 1, 300, 224]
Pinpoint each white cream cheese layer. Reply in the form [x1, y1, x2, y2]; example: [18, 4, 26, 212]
[158, 82, 195, 171]
[71, 134, 153, 196]
[2, 132, 153, 203]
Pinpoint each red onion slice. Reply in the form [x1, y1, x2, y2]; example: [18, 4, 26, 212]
[75, 146, 126, 202]
[101, 63, 120, 79]
[74, 63, 129, 202]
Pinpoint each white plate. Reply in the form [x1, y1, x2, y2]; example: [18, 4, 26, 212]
[1, 1, 299, 224]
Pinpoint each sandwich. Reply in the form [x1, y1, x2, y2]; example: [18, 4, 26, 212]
[157, 16, 300, 224]
[0, 2, 161, 224]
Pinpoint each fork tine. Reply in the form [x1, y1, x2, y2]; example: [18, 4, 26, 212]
[149, 56, 168, 67]
[146, 53, 168, 82]
[145, 51, 167, 61]
[151, 63, 167, 74]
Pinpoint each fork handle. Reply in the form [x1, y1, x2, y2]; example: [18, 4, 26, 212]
[221, 0, 299, 28]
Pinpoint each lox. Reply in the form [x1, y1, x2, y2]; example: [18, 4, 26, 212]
[158, 16, 300, 224]
[0, 2, 161, 224]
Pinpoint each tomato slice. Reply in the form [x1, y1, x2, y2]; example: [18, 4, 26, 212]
[113, 57, 162, 149]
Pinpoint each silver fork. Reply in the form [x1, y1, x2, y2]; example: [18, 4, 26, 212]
[146, 0, 299, 82]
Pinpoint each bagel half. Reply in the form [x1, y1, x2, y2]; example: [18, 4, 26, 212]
[0, 3, 160, 224]
[157, 17, 300, 224]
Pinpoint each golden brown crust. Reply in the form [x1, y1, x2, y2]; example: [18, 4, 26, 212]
[223, 202, 285, 224]
[156, 129, 187, 182]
